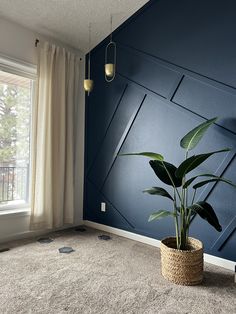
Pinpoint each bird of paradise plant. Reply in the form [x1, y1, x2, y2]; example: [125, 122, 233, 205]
[121, 117, 236, 250]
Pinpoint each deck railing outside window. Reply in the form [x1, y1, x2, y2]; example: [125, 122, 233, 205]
[0, 165, 29, 204]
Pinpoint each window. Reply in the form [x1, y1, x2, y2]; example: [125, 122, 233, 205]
[0, 56, 36, 210]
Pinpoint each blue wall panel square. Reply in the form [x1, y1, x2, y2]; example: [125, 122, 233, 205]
[172, 77, 236, 133]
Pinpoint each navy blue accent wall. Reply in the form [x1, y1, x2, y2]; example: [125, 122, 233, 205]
[84, 0, 236, 261]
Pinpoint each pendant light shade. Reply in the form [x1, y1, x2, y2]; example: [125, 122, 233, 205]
[105, 63, 114, 77]
[84, 23, 93, 95]
[105, 15, 116, 82]
[84, 79, 93, 92]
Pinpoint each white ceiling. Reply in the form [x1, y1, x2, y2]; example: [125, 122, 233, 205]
[0, 0, 149, 52]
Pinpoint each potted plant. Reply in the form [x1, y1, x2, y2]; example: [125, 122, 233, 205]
[121, 117, 236, 285]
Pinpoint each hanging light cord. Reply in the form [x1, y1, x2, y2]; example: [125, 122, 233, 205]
[88, 22, 91, 80]
[105, 14, 116, 82]
[110, 15, 113, 42]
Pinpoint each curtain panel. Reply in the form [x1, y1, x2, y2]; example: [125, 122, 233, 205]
[30, 42, 80, 230]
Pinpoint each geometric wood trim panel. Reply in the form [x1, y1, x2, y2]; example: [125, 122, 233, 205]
[85, 179, 135, 229]
[117, 45, 182, 99]
[211, 216, 236, 251]
[88, 84, 146, 189]
[172, 76, 236, 134]
[85, 65, 236, 260]
[85, 0, 236, 261]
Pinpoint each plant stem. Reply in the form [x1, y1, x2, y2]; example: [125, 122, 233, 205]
[179, 150, 189, 250]
[173, 189, 180, 249]
[191, 189, 196, 205]
[185, 189, 197, 233]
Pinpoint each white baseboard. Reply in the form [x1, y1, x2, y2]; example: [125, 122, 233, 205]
[0, 222, 82, 245]
[84, 220, 235, 271]
[203, 253, 235, 271]
[0, 229, 48, 244]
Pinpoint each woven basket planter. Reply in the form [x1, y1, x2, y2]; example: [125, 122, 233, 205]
[160, 237, 203, 286]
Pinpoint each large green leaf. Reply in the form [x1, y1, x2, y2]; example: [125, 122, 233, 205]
[148, 210, 176, 222]
[143, 187, 174, 201]
[175, 149, 230, 179]
[149, 160, 182, 187]
[120, 152, 164, 161]
[193, 178, 236, 189]
[183, 174, 219, 188]
[180, 117, 217, 151]
[188, 201, 222, 232]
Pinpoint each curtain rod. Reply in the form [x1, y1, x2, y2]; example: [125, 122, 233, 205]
[34, 38, 82, 60]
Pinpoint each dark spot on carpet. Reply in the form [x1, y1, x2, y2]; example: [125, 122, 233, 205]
[37, 237, 54, 244]
[59, 247, 75, 254]
[75, 226, 86, 232]
[98, 235, 111, 241]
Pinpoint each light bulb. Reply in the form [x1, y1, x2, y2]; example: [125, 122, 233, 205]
[105, 63, 115, 77]
[84, 79, 94, 92]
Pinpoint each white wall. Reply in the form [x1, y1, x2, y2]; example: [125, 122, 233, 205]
[0, 17, 85, 242]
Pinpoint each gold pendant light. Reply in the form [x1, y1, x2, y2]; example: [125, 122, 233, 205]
[105, 15, 116, 82]
[84, 23, 93, 95]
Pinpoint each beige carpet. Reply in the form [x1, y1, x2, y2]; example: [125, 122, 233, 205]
[0, 227, 235, 314]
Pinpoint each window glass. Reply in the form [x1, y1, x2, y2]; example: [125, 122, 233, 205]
[0, 70, 33, 209]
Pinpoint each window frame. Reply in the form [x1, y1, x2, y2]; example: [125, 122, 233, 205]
[0, 54, 37, 212]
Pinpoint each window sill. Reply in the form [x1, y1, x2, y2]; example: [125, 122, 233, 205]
[0, 208, 30, 218]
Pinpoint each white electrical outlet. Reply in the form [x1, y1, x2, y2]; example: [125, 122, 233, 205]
[101, 202, 106, 212]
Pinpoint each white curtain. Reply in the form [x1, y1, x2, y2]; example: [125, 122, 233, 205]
[30, 42, 80, 230]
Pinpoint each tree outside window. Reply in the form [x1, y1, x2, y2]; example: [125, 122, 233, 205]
[0, 70, 32, 205]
